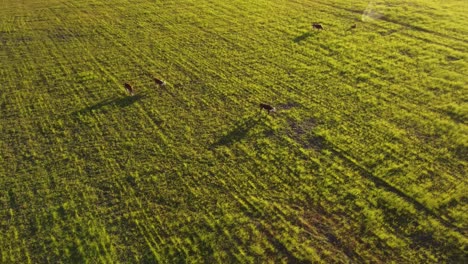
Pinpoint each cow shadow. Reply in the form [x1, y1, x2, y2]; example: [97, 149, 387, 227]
[293, 32, 313, 43]
[211, 115, 261, 147]
[115, 93, 146, 108]
[72, 93, 146, 116]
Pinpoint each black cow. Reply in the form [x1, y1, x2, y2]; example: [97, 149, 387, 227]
[124, 83, 134, 95]
[154, 78, 166, 87]
[260, 103, 276, 114]
[312, 23, 324, 30]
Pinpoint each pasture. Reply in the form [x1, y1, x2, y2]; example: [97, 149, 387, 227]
[0, 0, 467, 262]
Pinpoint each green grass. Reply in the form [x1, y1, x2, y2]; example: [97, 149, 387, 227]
[1, 0, 467, 263]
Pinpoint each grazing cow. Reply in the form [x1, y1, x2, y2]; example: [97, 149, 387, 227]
[154, 78, 166, 87]
[349, 24, 357, 30]
[124, 83, 134, 96]
[260, 103, 276, 114]
[312, 23, 324, 30]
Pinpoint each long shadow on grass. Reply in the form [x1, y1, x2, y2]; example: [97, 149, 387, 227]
[293, 32, 313, 43]
[314, 133, 464, 234]
[211, 114, 262, 147]
[72, 93, 146, 116]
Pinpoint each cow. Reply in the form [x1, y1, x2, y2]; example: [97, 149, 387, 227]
[260, 103, 276, 114]
[124, 83, 134, 96]
[154, 78, 166, 87]
[349, 24, 357, 30]
[312, 23, 324, 30]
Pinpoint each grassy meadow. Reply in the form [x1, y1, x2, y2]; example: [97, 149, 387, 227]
[0, 0, 467, 262]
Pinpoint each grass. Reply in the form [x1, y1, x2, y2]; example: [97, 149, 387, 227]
[0, 0, 467, 263]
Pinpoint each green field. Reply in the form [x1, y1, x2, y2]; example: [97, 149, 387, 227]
[1, 0, 467, 263]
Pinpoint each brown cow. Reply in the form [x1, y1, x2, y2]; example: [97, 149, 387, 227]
[349, 24, 357, 30]
[154, 78, 166, 87]
[124, 83, 134, 96]
[260, 103, 276, 114]
[312, 23, 324, 30]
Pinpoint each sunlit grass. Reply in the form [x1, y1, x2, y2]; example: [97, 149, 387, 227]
[1, 0, 467, 262]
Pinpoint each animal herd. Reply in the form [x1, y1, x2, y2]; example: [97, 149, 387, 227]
[122, 21, 358, 115]
[123, 78, 276, 115]
[124, 77, 166, 96]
